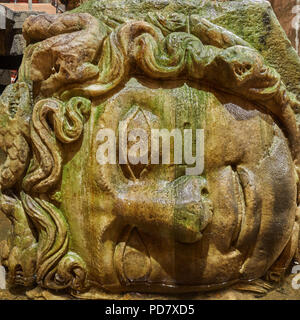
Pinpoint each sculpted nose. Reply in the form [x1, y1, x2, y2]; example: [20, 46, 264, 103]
[114, 175, 213, 244]
[173, 176, 213, 244]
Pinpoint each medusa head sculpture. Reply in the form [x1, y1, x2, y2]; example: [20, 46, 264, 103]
[0, 0, 300, 299]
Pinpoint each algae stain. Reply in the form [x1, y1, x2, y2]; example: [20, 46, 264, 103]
[94, 104, 106, 124]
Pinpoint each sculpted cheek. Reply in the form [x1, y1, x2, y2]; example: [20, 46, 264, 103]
[239, 130, 297, 280]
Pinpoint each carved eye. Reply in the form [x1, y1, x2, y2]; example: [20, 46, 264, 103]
[118, 105, 157, 181]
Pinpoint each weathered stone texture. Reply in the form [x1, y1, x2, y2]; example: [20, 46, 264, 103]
[0, 0, 300, 300]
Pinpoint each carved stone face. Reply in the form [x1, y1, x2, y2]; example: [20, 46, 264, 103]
[1, 1, 300, 298]
[60, 80, 297, 292]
